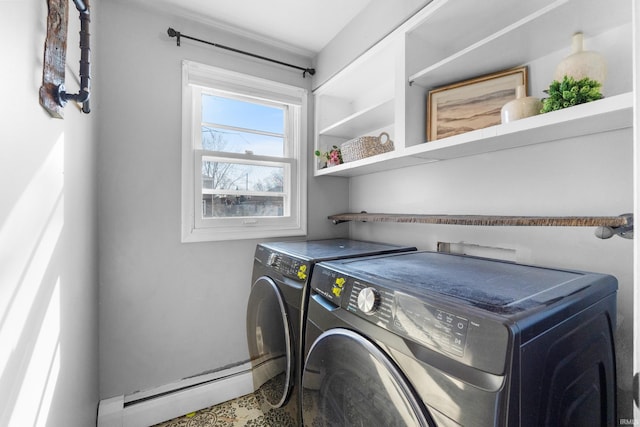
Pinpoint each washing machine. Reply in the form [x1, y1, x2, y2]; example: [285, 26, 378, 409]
[245, 239, 416, 425]
[302, 251, 618, 426]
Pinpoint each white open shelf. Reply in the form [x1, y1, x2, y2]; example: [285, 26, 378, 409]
[319, 98, 395, 138]
[408, 0, 630, 89]
[316, 93, 633, 177]
[313, 0, 633, 178]
[314, 32, 401, 168]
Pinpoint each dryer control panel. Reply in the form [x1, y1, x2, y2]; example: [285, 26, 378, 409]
[255, 247, 310, 282]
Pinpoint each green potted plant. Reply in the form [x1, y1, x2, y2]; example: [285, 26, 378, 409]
[540, 76, 603, 113]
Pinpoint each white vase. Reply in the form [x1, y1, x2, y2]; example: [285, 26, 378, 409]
[501, 85, 542, 124]
[554, 32, 606, 85]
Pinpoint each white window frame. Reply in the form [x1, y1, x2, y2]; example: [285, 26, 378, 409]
[181, 60, 307, 242]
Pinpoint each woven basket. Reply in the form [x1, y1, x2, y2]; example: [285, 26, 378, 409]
[340, 132, 394, 163]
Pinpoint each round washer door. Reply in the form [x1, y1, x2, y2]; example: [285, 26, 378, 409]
[246, 276, 293, 408]
[302, 328, 433, 427]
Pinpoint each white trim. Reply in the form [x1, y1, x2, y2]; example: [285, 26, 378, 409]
[187, 62, 306, 105]
[633, 0, 639, 418]
[97, 395, 124, 427]
[97, 364, 253, 427]
[181, 60, 308, 242]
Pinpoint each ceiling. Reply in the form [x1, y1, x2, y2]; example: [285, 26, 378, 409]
[127, 0, 372, 56]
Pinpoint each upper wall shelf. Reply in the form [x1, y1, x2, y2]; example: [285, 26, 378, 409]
[407, 0, 631, 88]
[315, 92, 633, 177]
[319, 98, 394, 138]
[313, 0, 633, 178]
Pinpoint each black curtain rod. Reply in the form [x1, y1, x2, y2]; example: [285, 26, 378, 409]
[167, 28, 315, 78]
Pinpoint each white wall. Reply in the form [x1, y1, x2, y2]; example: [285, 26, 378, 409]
[634, 2, 640, 421]
[97, 1, 348, 399]
[0, 0, 99, 425]
[312, 0, 432, 88]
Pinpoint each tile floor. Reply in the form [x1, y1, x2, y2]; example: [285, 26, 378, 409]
[151, 392, 296, 427]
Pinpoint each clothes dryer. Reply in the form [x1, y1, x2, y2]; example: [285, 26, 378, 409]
[246, 239, 416, 425]
[302, 251, 617, 426]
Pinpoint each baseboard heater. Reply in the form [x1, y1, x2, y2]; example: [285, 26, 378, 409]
[97, 363, 253, 427]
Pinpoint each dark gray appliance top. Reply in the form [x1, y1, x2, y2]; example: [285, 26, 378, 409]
[259, 239, 416, 262]
[321, 251, 617, 314]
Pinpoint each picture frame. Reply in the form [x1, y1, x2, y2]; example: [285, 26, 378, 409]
[427, 66, 528, 141]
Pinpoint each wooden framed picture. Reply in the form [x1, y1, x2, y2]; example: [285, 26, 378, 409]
[427, 66, 528, 141]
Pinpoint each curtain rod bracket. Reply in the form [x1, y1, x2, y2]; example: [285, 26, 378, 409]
[166, 27, 315, 78]
[167, 27, 181, 46]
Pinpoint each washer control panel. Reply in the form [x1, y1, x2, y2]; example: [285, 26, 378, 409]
[345, 281, 469, 358]
[393, 292, 469, 357]
[309, 264, 510, 374]
[347, 281, 394, 326]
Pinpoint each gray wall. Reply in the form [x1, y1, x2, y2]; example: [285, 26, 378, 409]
[97, 1, 348, 398]
[0, 0, 99, 425]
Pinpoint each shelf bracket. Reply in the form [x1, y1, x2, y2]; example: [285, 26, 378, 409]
[331, 219, 351, 225]
[594, 213, 633, 239]
[332, 211, 368, 225]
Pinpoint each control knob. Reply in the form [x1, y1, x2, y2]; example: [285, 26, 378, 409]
[357, 287, 381, 314]
[267, 253, 280, 267]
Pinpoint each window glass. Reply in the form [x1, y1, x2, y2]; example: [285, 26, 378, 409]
[201, 161, 284, 193]
[202, 94, 284, 134]
[201, 126, 284, 157]
[202, 194, 284, 218]
[200, 159, 287, 219]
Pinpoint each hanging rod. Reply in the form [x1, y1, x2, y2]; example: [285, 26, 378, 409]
[329, 212, 634, 240]
[167, 28, 315, 78]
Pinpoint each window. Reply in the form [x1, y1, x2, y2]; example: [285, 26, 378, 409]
[181, 61, 307, 242]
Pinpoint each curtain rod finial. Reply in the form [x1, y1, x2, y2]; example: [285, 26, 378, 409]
[167, 27, 181, 46]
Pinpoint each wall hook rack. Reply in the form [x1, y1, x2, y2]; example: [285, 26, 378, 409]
[57, 0, 91, 113]
[40, 0, 91, 117]
[166, 27, 316, 78]
[329, 212, 634, 240]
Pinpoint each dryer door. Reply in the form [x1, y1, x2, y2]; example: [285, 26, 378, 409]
[302, 328, 434, 427]
[246, 276, 293, 408]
